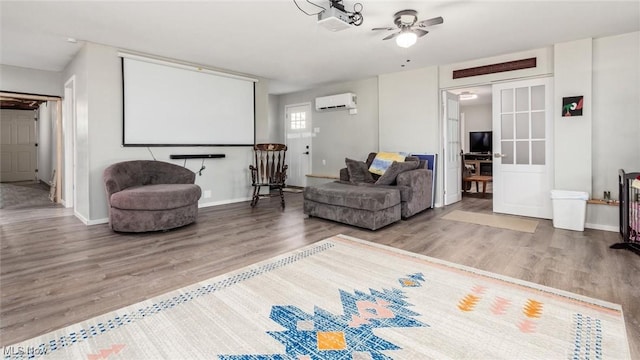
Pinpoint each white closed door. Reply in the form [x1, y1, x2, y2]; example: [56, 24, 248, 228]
[443, 91, 462, 205]
[285, 103, 312, 187]
[492, 77, 553, 219]
[0, 109, 37, 182]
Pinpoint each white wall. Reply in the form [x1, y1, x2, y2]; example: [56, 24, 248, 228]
[62, 45, 90, 220]
[587, 31, 640, 230]
[0, 64, 62, 96]
[553, 38, 593, 194]
[277, 77, 379, 181]
[62, 42, 271, 223]
[36, 102, 56, 183]
[379, 66, 440, 154]
[460, 103, 492, 152]
[378, 66, 441, 205]
[264, 94, 284, 144]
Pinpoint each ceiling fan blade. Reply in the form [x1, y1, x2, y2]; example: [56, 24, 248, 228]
[418, 16, 444, 27]
[372, 26, 395, 31]
[382, 32, 400, 40]
[415, 29, 429, 37]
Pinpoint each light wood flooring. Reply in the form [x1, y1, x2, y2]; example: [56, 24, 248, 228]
[1, 193, 638, 358]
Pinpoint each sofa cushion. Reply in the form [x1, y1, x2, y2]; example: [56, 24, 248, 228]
[375, 161, 419, 185]
[303, 182, 400, 211]
[369, 152, 406, 175]
[345, 158, 375, 184]
[110, 184, 202, 210]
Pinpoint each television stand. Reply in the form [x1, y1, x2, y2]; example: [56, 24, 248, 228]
[463, 154, 492, 176]
[464, 153, 492, 160]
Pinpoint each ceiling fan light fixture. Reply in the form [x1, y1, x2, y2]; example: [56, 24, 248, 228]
[396, 31, 417, 48]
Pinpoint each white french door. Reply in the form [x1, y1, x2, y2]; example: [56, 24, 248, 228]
[284, 103, 312, 187]
[443, 91, 462, 206]
[492, 77, 553, 219]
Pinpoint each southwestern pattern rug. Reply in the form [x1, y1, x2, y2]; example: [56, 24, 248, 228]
[3, 235, 631, 359]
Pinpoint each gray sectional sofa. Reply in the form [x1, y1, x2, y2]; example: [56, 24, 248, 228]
[303, 153, 433, 230]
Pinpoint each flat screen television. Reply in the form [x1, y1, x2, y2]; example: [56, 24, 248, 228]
[469, 131, 492, 154]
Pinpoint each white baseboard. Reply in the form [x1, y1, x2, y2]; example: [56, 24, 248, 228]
[74, 211, 90, 225]
[585, 223, 618, 232]
[87, 218, 109, 225]
[76, 211, 108, 226]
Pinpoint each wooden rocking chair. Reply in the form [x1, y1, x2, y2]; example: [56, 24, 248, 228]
[249, 143, 288, 208]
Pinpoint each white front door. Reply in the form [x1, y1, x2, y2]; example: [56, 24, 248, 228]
[492, 77, 553, 219]
[443, 91, 462, 205]
[0, 109, 37, 182]
[285, 103, 312, 187]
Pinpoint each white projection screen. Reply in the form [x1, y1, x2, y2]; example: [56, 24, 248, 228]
[122, 57, 255, 146]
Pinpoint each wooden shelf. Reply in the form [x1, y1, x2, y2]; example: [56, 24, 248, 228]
[464, 159, 492, 176]
[587, 199, 619, 206]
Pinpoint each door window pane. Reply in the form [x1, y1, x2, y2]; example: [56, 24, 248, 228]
[290, 112, 306, 130]
[516, 141, 529, 165]
[516, 113, 530, 140]
[448, 118, 460, 162]
[532, 140, 545, 165]
[531, 85, 545, 110]
[501, 89, 513, 112]
[448, 98, 459, 118]
[501, 141, 514, 164]
[501, 114, 514, 140]
[516, 87, 529, 112]
[531, 111, 545, 139]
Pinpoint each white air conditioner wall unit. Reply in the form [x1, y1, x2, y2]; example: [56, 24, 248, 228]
[315, 93, 357, 111]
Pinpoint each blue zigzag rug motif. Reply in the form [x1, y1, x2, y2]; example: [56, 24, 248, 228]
[219, 273, 428, 359]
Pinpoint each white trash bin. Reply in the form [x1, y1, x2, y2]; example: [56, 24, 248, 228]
[550, 190, 589, 231]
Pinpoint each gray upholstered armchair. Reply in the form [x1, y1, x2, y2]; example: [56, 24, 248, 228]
[103, 160, 202, 232]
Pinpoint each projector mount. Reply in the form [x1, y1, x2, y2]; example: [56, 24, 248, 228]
[327, 0, 363, 26]
[293, 0, 363, 27]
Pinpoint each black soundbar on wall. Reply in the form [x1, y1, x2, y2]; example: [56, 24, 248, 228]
[169, 154, 226, 159]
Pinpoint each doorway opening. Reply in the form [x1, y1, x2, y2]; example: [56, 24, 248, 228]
[0, 92, 64, 214]
[440, 77, 554, 220]
[441, 86, 493, 205]
[454, 86, 494, 200]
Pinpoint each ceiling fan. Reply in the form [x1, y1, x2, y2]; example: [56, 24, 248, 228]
[372, 10, 444, 48]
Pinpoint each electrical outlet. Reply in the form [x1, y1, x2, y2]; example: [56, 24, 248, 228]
[322, 159, 326, 165]
[204, 190, 212, 198]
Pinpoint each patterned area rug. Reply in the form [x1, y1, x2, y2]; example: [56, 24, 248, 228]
[442, 210, 539, 233]
[3, 235, 630, 359]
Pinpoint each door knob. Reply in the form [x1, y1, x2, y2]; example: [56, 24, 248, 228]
[494, 153, 506, 158]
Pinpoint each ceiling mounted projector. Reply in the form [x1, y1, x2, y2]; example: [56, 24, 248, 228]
[317, 6, 353, 32]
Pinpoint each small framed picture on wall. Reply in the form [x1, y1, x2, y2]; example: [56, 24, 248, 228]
[562, 96, 583, 117]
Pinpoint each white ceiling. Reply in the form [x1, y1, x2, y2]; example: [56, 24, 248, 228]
[1, 1, 639, 94]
